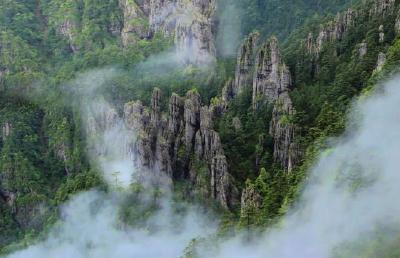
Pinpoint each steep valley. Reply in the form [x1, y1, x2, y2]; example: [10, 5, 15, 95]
[2, 0, 400, 257]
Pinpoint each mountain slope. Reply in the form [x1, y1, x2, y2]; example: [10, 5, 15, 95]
[1, 0, 400, 255]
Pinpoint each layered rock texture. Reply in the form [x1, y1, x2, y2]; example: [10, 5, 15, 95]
[304, 0, 397, 57]
[120, 0, 216, 63]
[123, 88, 238, 209]
[233, 32, 260, 96]
[252, 37, 292, 109]
[228, 34, 301, 173]
[50, 0, 216, 63]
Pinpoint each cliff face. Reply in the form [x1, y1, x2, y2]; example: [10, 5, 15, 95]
[120, 0, 151, 46]
[233, 32, 260, 96]
[120, 0, 216, 63]
[252, 37, 292, 109]
[228, 35, 301, 173]
[269, 92, 300, 173]
[124, 88, 238, 209]
[305, 0, 397, 57]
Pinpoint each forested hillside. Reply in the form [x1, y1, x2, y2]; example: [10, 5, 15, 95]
[1, 0, 400, 257]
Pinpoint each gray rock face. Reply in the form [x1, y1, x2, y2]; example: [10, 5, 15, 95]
[124, 100, 151, 132]
[395, 9, 400, 34]
[124, 101, 153, 168]
[210, 155, 238, 209]
[224, 35, 301, 173]
[57, 19, 79, 53]
[54, 141, 72, 175]
[124, 88, 238, 209]
[120, 0, 151, 46]
[370, 0, 395, 16]
[120, 0, 216, 64]
[234, 32, 260, 96]
[151, 87, 162, 125]
[167, 93, 185, 136]
[358, 42, 368, 58]
[306, 32, 314, 55]
[310, 8, 357, 54]
[375, 52, 386, 72]
[173, 0, 216, 64]
[184, 90, 201, 150]
[269, 92, 301, 172]
[222, 78, 235, 103]
[333, 8, 357, 41]
[195, 107, 221, 161]
[2, 122, 12, 141]
[379, 25, 385, 43]
[252, 37, 291, 109]
[305, 0, 396, 56]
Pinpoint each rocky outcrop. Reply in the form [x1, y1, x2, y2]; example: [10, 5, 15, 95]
[120, 0, 216, 64]
[375, 52, 386, 72]
[54, 141, 72, 175]
[357, 42, 368, 58]
[234, 32, 260, 96]
[120, 0, 151, 46]
[235, 35, 300, 171]
[221, 79, 235, 103]
[124, 101, 152, 168]
[370, 0, 395, 16]
[184, 90, 201, 150]
[220, 35, 301, 172]
[57, 19, 79, 53]
[2, 122, 12, 141]
[210, 155, 238, 209]
[252, 37, 291, 109]
[306, 8, 358, 55]
[269, 92, 301, 172]
[124, 88, 238, 209]
[174, 0, 216, 64]
[379, 25, 385, 43]
[305, 0, 397, 57]
[395, 9, 400, 34]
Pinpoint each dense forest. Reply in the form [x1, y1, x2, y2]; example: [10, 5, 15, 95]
[1, 0, 400, 257]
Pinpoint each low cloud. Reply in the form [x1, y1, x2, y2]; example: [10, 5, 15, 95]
[5, 62, 400, 258]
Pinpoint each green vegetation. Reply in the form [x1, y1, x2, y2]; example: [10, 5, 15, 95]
[222, 0, 358, 41]
[1, 0, 400, 256]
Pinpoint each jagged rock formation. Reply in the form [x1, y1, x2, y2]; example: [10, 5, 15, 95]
[124, 100, 153, 169]
[269, 93, 301, 172]
[124, 88, 239, 209]
[221, 79, 235, 103]
[1, 122, 11, 141]
[379, 24, 385, 43]
[220, 34, 302, 175]
[57, 19, 79, 53]
[305, 0, 397, 56]
[358, 42, 368, 58]
[395, 9, 400, 34]
[120, 0, 216, 63]
[251, 37, 299, 172]
[233, 32, 260, 96]
[224, 35, 301, 173]
[370, 0, 395, 16]
[252, 37, 292, 110]
[305, 8, 357, 55]
[120, 0, 151, 46]
[375, 52, 387, 72]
